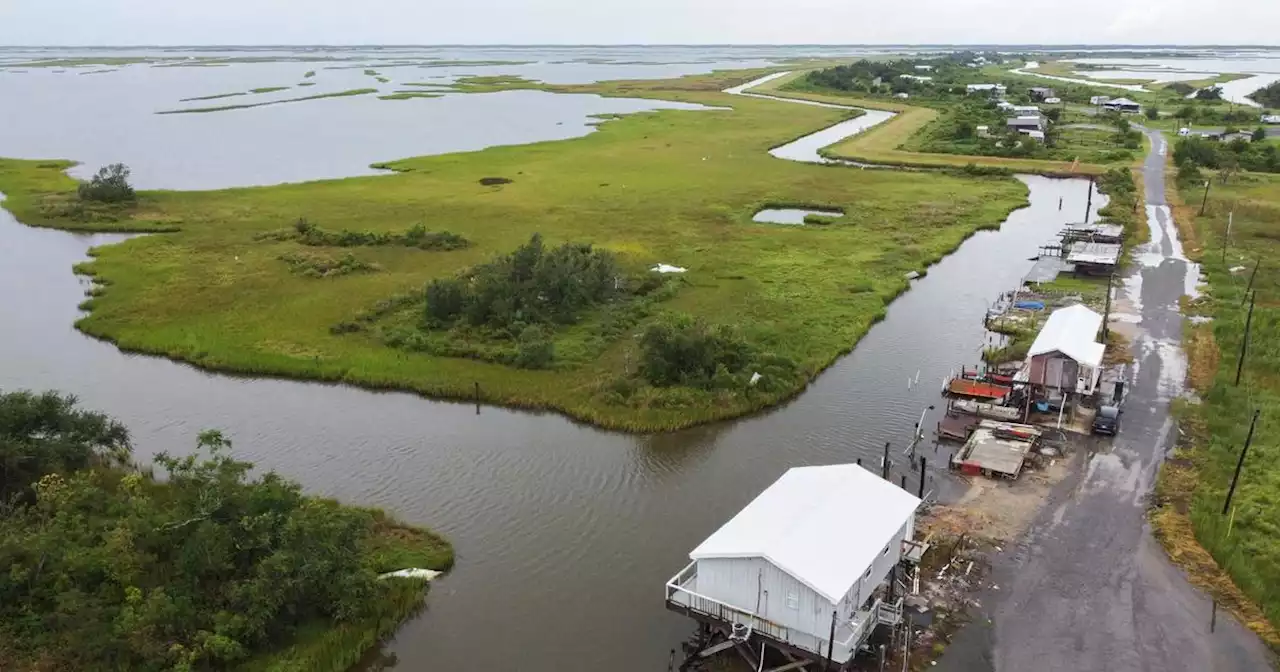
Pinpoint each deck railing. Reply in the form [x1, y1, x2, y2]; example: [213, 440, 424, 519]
[665, 562, 795, 648]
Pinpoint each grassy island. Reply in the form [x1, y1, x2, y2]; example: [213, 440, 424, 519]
[0, 68, 1030, 431]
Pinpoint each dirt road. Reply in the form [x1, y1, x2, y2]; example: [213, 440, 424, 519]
[935, 132, 1273, 671]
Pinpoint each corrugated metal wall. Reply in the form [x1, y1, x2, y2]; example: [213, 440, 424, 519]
[694, 517, 914, 643]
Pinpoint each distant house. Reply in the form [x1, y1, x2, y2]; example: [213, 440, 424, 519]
[898, 74, 932, 82]
[915, 65, 933, 72]
[1090, 95, 1112, 106]
[665, 464, 924, 667]
[1024, 304, 1106, 397]
[1221, 131, 1254, 143]
[1262, 114, 1280, 124]
[1043, 97, 1062, 105]
[976, 125, 992, 138]
[967, 83, 1007, 96]
[1007, 116, 1046, 133]
[895, 92, 910, 99]
[1028, 87, 1056, 101]
[1020, 129, 1046, 141]
[1010, 105, 1042, 116]
[1102, 98, 1142, 114]
[996, 101, 1016, 111]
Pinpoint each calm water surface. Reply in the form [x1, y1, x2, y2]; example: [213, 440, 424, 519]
[0, 46, 1112, 672]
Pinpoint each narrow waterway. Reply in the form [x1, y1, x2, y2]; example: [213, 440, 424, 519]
[0, 80, 1104, 672]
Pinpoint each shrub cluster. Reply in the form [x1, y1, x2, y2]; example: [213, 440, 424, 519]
[424, 233, 618, 331]
[77, 163, 135, 203]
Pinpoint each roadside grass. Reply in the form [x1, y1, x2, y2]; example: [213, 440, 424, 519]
[159, 88, 379, 114]
[1150, 171, 1280, 649]
[0, 68, 1030, 431]
[250, 86, 291, 94]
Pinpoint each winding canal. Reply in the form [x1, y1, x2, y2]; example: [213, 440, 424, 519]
[0, 73, 1102, 672]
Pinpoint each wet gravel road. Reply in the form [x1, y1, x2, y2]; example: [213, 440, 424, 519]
[936, 132, 1274, 671]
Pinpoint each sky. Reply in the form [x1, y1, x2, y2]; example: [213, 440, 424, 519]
[2, 0, 1278, 46]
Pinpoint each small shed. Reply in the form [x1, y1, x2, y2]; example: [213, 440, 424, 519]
[1066, 241, 1121, 275]
[666, 464, 922, 666]
[1025, 304, 1105, 396]
[1029, 86, 1056, 101]
[1007, 116, 1046, 132]
[1062, 223, 1125, 244]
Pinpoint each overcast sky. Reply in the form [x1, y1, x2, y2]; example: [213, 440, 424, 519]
[2, 0, 1278, 46]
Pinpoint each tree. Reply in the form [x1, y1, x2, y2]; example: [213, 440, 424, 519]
[1253, 127, 1268, 142]
[1218, 153, 1241, 184]
[1195, 86, 1224, 101]
[77, 163, 136, 203]
[0, 393, 421, 671]
[0, 390, 130, 502]
[1145, 105, 1160, 121]
[1174, 104, 1197, 122]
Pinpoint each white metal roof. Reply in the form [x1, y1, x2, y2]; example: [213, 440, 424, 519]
[1105, 97, 1140, 107]
[1027, 304, 1105, 368]
[1067, 241, 1122, 265]
[689, 464, 920, 604]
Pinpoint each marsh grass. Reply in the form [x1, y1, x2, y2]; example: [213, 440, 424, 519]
[159, 88, 379, 114]
[0, 68, 1030, 431]
[250, 86, 291, 94]
[279, 251, 381, 278]
[378, 91, 442, 100]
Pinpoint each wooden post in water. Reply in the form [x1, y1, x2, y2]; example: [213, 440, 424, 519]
[919, 457, 927, 499]
[883, 442, 891, 479]
[474, 381, 481, 414]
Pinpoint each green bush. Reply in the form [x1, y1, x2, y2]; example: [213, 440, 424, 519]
[423, 233, 619, 331]
[77, 163, 135, 203]
[0, 392, 450, 671]
[640, 316, 752, 388]
[514, 325, 555, 369]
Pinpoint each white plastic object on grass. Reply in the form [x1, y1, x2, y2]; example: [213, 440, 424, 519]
[650, 264, 687, 274]
[378, 568, 443, 581]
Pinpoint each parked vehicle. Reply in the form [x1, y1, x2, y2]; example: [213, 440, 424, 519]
[1092, 405, 1121, 435]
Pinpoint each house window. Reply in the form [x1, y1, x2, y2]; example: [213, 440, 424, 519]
[863, 568, 872, 580]
[786, 592, 799, 609]
[882, 544, 891, 556]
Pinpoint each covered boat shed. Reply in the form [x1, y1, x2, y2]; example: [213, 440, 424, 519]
[1066, 241, 1122, 275]
[1025, 304, 1105, 396]
[665, 464, 923, 668]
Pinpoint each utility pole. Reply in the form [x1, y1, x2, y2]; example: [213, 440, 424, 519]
[1200, 179, 1212, 216]
[1102, 273, 1114, 341]
[1085, 177, 1095, 223]
[1235, 291, 1256, 386]
[1222, 211, 1233, 265]
[1222, 410, 1260, 515]
[1244, 260, 1260, 305]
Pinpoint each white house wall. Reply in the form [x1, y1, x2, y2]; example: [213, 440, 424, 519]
[693, 515, 915, 642]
